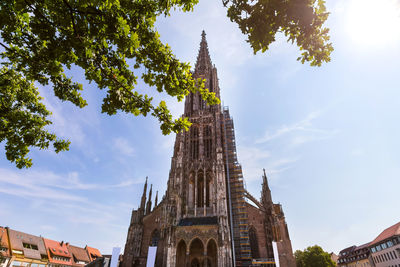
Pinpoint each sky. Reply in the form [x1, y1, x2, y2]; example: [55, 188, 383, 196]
[1, 0, 400, 256]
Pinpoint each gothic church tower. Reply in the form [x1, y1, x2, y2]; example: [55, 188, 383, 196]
[122, 32, 295, 267]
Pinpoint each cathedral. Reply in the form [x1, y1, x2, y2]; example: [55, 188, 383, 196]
[121, 32, 296, 267]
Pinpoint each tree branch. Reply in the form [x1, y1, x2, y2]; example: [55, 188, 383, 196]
[62, 0, 78, 36]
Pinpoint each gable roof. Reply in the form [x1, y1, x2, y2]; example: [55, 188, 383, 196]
[369, 221, 400, 246]
[43, 238, 72, 266]
[355, 242, 370, 250]
[85, 246, 102, 262]
[0, 227, 10, 257]
[8, 228, 47, 259]
[67, 245, 90, 265]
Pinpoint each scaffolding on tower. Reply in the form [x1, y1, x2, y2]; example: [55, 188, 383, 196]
[223, 106, 252, 267]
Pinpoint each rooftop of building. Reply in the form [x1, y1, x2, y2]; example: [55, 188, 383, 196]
[43, 238, 72, 265]
[369, 221, 400, 246]
[339, 245, 356, 256]
[86, 246, 102, 262]
[0, 227, 10, 257]
[8, 228, 47, 259]
[67, 244, 90, 264]
[355, 242, 370, 250]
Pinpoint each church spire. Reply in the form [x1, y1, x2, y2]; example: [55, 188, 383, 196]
[195, 30, 212, 74]
[154, 190, 158, 208]
[146, 184, 153, 215]
[140, 177, 148, 210]
[261, 169, 273, 209]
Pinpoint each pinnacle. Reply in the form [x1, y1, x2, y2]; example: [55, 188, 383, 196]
[195, 30, 212, 74]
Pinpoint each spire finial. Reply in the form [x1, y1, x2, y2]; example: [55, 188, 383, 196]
[195, 31, 212, 74]
[140, 176, 148, 210]
[154, 190, 158, 207]
[201, 30, 206, 40]
[262, 169, 269, 188]
[261, 169, 273, 207]
[146, 184, 153, 215]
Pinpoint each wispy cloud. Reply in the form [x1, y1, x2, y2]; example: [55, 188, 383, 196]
[256, 110, 322, 143]
[238, 146, 297, 183]
[113, 137, 135, 157]
[0, 168, 136, 233]
[256, 110, 338, 147]
[0, 168, 135, 198]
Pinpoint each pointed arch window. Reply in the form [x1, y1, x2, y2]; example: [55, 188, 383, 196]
[190, 127, 199, 159]
[206, 172, 212, 207]
[204, 125, 212, 158]
[249, 226, 260, 258]
[197, 171, 204, 207]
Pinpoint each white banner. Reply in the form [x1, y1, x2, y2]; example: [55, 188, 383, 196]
[146, 246, 158, 267]
[110, 247, 121, 267]
[272, 241, 280, 267]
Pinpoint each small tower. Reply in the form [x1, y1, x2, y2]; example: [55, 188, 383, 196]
[145, 184, 152, 215]
[140, 177, 148, 211]
[261, 169, 273, 209]
[260, 169, 275, 259]
[154, 191, 158, 208]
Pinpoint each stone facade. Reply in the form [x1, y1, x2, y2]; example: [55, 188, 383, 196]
[122, 32, 295, 267]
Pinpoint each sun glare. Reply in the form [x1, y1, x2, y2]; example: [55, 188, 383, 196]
[346, 0, 400, 47]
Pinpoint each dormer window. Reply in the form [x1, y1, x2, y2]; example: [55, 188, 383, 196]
[23, 243, 38, 250]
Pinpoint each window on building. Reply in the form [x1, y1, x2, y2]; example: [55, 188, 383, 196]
[376, 245, 382, 251]
[190, 127, 199, 160]
[387, 240, 394, 247]
[22, 243, 38, 250]
[150, 229, 160, 247]
[206, 173, 212, 207]
[371, 247, 376, 253]
[197, 173, 204, 206]
[249, 226, 260, 258]
[204, 125, 212, 158]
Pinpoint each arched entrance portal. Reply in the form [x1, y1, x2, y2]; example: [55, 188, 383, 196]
[189, 238, 204, 267]
[206, 239, 218, 267]
[176, 240, 187, 267]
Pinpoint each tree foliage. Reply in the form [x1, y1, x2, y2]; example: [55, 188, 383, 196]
[0, 0, 332, 168]
[224, 0, 333, 66]
[295, 245, 336, 267]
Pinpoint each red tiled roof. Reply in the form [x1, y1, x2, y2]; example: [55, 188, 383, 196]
[67, 244, 90, 265]
[85, 246, 102, 262]
[43, 238, 72, 266]
[0, 227, 10, 257]
[369, 221, 400, 246]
